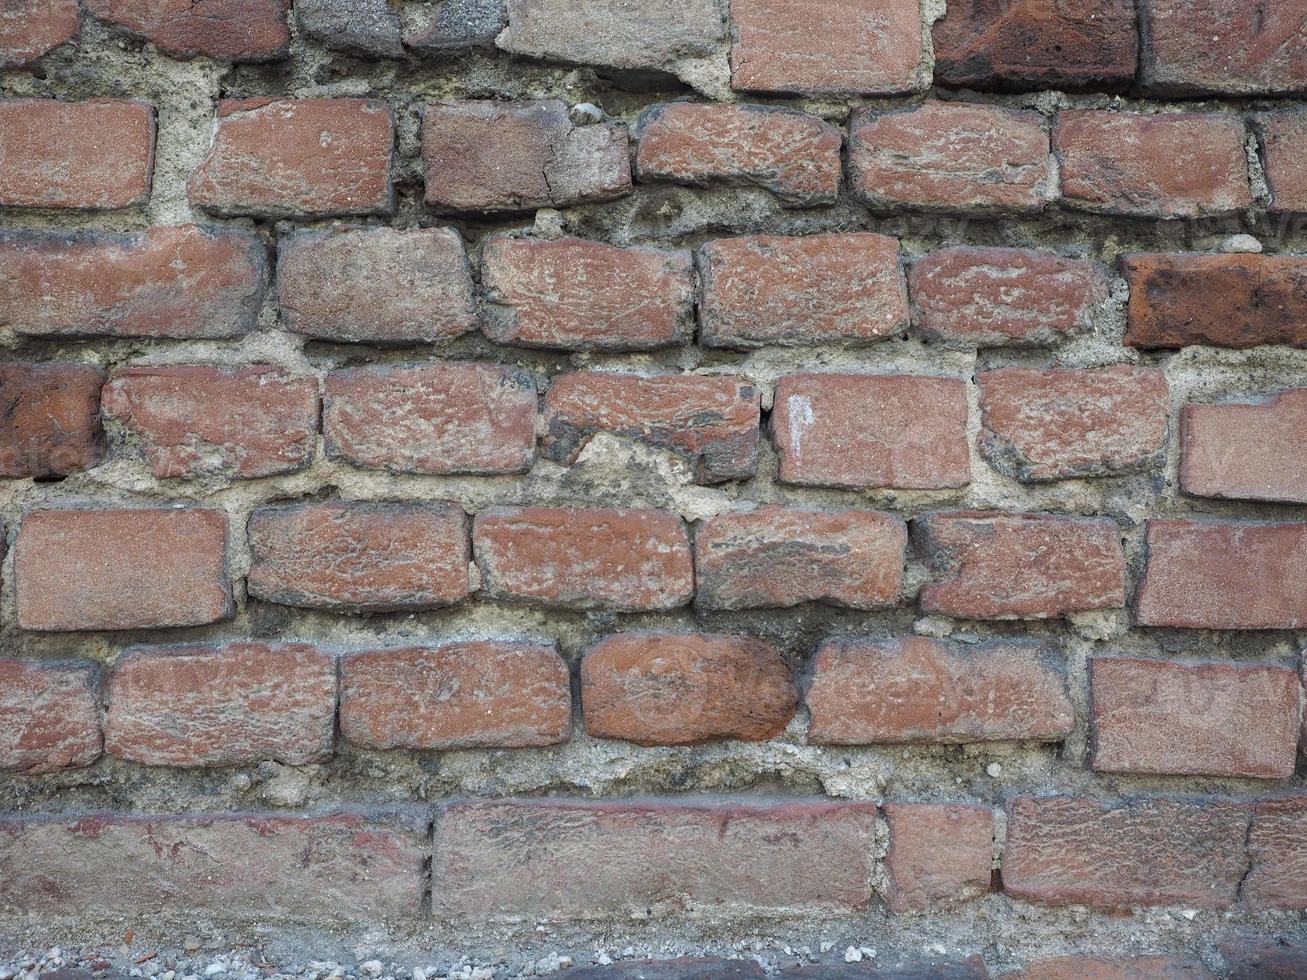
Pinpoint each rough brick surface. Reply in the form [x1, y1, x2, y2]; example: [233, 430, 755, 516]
[771, 373, 970, 490]
[0, 659, 101, 775]
[581, 632, 796, 745]
[189, 98, 394, 218]
[1259, 109, 1307, 213]
[1244, 797, 1307, 910]
[698, 233, 908, 349]
[566, 962, 764, 980]
[401, 0, 505, 50]
[87, 0, 289, 61]
[0, 363, 103, 479]
[541, 372, 760, 483]
[1221, 941, 1307, 980]
[325, 362, 537, 475]
[634, 103, 842, 207]
[102, 366, 318, 480]
[849, 101, 1054, 213]
[1181, 390, 1307, 503]
[105, 642, 336, 767]
[806, 636, 1073, 745]
[0, 0, 79, 65]
[277, 226, 476, 344]
[481, 236, 694, 351]
[339, 641, 571, 750]
[296, 0, 402, 57]
[1017, 957, 1214, 980]
[422, 100, 630, 213]
[882, 803, 993, 913]
[917, 512, 1126, 620]
[15, 508, 231, 631]
[0, 99, 154, 210]
[432, 799, 879, 921]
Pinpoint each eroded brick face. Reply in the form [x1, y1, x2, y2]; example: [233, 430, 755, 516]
[0, 0, 79, 66]
[0, 363, 104, 478]
[86, 0, 290, 61]
[882, 803, 993, 913]
[1181, 390, 1307, 503]
[1259, 109, 1307, 213]
[0, 659, 102, 775]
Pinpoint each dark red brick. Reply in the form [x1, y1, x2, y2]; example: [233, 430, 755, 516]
[1259, 109, 1307, 213]
[0, 0, 79, 66]
[0, 659, 101, 775]
[1182, 390, 1307, 504]
[1016, 957, 1214, 980]
[86, 0, 289, 61]
[1244, 797, 1307, 910]
[1221, 940, 1307, 980]
[0, 363, 103, 479]
[564, 962, 763, 980]
[882, 803, 993, 912]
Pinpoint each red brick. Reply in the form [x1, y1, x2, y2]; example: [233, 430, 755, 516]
[1244, 797, 1307, 910]
[0, 0, 78, 66]
[277, 226, 475, 344]
[1016, 957, 1214, 980]
[105, 642, 335, 767]
[694, 507, 906, 610]
[580, 632, 796, 745]
[86, 0, 289, 61]
[0, 225, 268, 339]
[567, 962, 763, 980]
[909, 246, 1110, 349]
[977, 366, 1170, 481]
[882, 803, 993, 912]
[634, 103, 842, 207]
[932, 0, 1137, 92]
[1055, 111, 1252, 218]
[102, 366, 318, 480]
[542, 372, 760, 484]
[699, 232, 908, 349]
[481, 236, 694, 351]
[771, 373, 970, 490]
[849, 101, 1054, 213]
[1182, 390, 1307, 504]
[0, 659, 101, 775]
[1139, 0, 1307, 96]
[917, 512, 1126, 620]
[1002, 795, 1250, 909]
[340, 641, 571, 750]
[0, 812, 424, 924]
[15, 508, 231, 632]
[1221, 940, 1307, 980]
[0, 99, 154, 210]
[474, 506, 692, 612]
[431, 799, 878, 920]
[422, 100, 630, 213]
[729, 0, 924, 95]
[1123, 253, 1307, 350]
[247, 501, 471, 612]
[805, 636, 1073, 744]
[0, 363, 103, 479]
[189, 98, 393, 218]
[325, 362, 537, 475]
[1090, 657, 1300, 779]
[1260, 109, 1307, 213]
[1136, 519, 1307, 630]
[778, 960, 988, 979]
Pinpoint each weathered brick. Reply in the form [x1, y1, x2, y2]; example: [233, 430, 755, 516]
[1259, 109, 1307, 213]
[909, 246, 1110, 349]
[105, 642, 335, 767]
[778, 960, 988, 979]
[1244, 797, 1307, 910]
[581, 632, 796, 745]
[324, 362, 537, 475]
[1139, 0, 1307, 96]
[917, 512, 1126, 620]
[882, 803, 993, 913]
[1136, 519, 1307, 630]
[0, 225, 268, 339]
[474, 507, 692, 612]
[0, 99, 154, 210]
[634, 103, 842, 207]
[102, 366, 318, 480]
[565, 962, 763, 980]
[481, 236, 694, 351]
[86, 0, 289, 61]
[1055, 111, 1253, 218]
[932, 0, 1137, 92]
[0, 363, 103, 479]
[296, 0, 402, 57]
[340, 641, 571, 750]
[805, 636, 1073, 744]
[247, 501, 471, 612]
[695, 508, 906, 611]
[1090, 657, 1300, 779]
[0, 812, 424, 924]
[771, 373, 970, 490]
[0, 659, 101, 775]
[1016, 957, 1214, 980]
[1221, 940, 1307, 980]
[401, 0, 505, 51]
[1123, 253, 1307, 350]
[189, 98, 394, 218]
[977, 366, 1170, 481]
[422, 100, 630, 213]
[849, 101, 1054, 213]
[541, 372, 760, 484]
[0, 0, 78, 66]
[1002, 795, 1250, 909]
[277, 226, 475, 344]
[1182, 390, 1307, 504]
[698, 232, 908, 349]
[730, 0, 924, 95]
[432, 799, 878, 920]
[15, 508, 231, 632]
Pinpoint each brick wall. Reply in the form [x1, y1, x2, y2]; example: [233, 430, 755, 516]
[2, 0, 1307, 975]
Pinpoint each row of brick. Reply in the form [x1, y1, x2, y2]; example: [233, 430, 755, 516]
[3, 96, 1307, 218]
